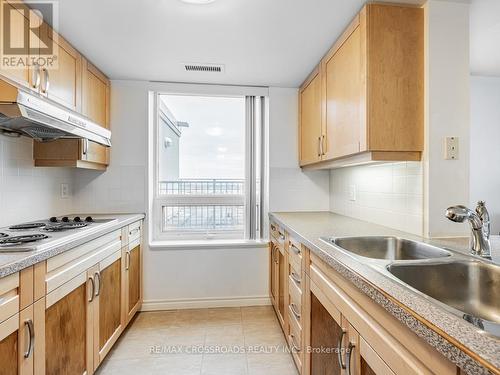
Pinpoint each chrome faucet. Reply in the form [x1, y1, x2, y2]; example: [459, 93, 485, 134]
[445, 204, 491, 259]
[476, 201, 491, 241]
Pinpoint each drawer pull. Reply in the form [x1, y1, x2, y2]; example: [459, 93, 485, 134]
[270, 224, 276, 232]
[278, 232, 285, 241]
[129, 228, 140, 236]
[24, 319, 34, 358]
[290, 303, 301, 320]
[290, 243, 301, 255]
[346, 342, 356, 375]
[338, 328, 347, 369]
[290, 272, 301, 285]
[289, 334, 300, 353]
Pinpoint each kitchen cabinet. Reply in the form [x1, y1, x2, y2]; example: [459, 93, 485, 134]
[122, 222, 142, 325]
[32, 56, 110, 170]
[92, 252, 123, 368]
[269, 225, 287, 330]
[44, 272, 93, 375]
[299, 3, 423, 169]
[299, 66, 323, 166]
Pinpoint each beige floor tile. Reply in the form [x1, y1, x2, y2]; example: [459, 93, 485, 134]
[247, 353, 299, 375]
[202, 354, 248, 375]
[97, 305, 297, 375]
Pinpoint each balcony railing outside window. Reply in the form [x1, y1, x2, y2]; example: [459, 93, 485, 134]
[159, 179, 245, 234]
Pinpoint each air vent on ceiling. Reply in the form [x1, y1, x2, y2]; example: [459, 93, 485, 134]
[184, 63, 225, 73]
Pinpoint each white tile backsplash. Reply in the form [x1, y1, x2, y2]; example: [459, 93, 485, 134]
[0, 135, 74, 227]
[329, 162, 424, 235]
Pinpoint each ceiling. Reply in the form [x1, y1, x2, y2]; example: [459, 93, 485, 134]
[56, 0, 498, 87]
[470, 0, 500, 77]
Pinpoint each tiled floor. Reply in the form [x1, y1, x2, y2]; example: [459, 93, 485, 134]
[96, 306, 299, 375]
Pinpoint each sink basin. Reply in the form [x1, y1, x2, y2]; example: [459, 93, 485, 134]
[329, 236, 451, 260]
[388, 261, 500, 323]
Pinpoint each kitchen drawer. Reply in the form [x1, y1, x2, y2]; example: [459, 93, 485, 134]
[288, 305, 303, 372]
[127, 221, 142, 243]
[45, 231, 122, 293]
[288, 272, 302, 325]
[0, 273, 19, 324]
[270, 221, 285, 246]
[288, 235, 303, 272]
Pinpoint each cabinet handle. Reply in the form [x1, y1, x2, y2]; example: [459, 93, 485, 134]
[88, 276, 95, 302]
[317, 136, 321, 157]
[338, 328, 347, 369]
[41, 68, 49, 93]
[290, 272, 301, 285]
[129, 228, 140, 236]
[270, 224, 276, 232]
[31, 64, 40, 89]
[290, 303, 301, 319]
[24, 319, 34, 358]
[288, 334, 300, 353]
[346, 342, 356, 375]
[82, 139, 89, 155]
[278, 231, 285, 241]
[94, 272, 101, 296]
[290, 243, 301, 255]
[321, 135, 326, 156]
[126, 251, 130, 270]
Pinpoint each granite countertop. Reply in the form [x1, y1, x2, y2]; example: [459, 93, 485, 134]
[270, 211, 500, 375]
[0, 213, 145, 278]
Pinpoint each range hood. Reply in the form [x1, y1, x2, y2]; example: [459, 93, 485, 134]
[0, 79, 111, 147]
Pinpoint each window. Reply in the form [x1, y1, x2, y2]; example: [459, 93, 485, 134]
[152, 92, 265, 242]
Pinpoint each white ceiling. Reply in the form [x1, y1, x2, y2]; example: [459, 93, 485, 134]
[56, 0, 498, 87]
[470, 0, 500, 77]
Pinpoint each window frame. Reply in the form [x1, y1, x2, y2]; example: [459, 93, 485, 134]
[151, 90, 266, 243]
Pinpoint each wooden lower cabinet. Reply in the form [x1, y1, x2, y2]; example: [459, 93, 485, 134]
[92, 252, 122, 368]
[45, 276, 92, 375]
[123, 239, 142, 325]
[269, 236, 287, 328]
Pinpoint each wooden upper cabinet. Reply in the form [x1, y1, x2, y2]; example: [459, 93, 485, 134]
[323, 18, 364, 160]
[299, 67, 323, 166]
[38, 24, 82, 112]
[299, 3, 423, 169]
[82, 58, 110, 128]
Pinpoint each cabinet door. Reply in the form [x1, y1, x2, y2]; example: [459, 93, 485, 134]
[324, 24, 364, 160]
[123, 240, 141, 324]
[38, 24, 82, 111]
[269, 242, 278, 308]
[299, 68, 323, 166]
[45, 272, 93, 375]
[278, 245, 286, 322]
[0, 0, 32, 89]
[81, 59, 110, 166]
[93, 252, 122, 367]
[309, 291, 345, 375]
[81, 140, 109, 166]
[357, 336, 395, 375]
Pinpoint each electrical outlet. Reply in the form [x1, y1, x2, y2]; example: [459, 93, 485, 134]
[60, 183, 69, 199]
[444, 137, 459, 160]
[349, 185, 356, 201]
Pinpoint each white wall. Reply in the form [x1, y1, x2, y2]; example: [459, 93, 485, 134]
[470, 75, 500, 235]
[0, 135, 73, 227]
[329, 162, 423, 236]
[268, 87, 330, 212]
[423, 0, 471, 237]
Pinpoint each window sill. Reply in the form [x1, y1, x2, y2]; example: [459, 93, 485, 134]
[149, 239, 269, 250]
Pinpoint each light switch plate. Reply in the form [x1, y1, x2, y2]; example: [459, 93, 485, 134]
[60, 183, 69, 199]
[349, 185, 356, 201]
[444, 137, 459, 160]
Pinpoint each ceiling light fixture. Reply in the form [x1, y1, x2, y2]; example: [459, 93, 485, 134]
[180, 0, 216, 4]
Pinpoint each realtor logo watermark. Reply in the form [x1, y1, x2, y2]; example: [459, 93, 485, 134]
[1, 0, 59, 70]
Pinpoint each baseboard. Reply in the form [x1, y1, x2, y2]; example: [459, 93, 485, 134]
[141, 295, 271, 311]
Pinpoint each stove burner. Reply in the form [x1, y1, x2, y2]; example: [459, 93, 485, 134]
[9, 223, 46, 230]
[0, 234, 48, 245]
[0, 233, 8, 238]
[44, 222, 88, 232]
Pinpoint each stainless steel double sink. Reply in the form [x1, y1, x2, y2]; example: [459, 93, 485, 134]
[320, 236, 500, 336]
